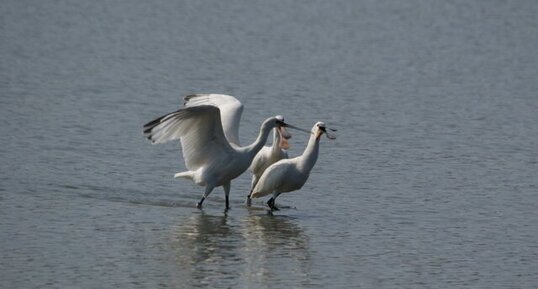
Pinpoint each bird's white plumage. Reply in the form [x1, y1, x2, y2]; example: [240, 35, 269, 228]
[249, 128, 289, 192]
[250, 157, 305, 198]
[143, 94, 294, 209]
[144, 105, 234, 171]
[184, 94, 244, 146]
[250, 122, 335, 209]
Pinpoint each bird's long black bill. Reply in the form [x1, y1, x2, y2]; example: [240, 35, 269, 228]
[285, 124, 312, 134]
[324, 127, 337, 139]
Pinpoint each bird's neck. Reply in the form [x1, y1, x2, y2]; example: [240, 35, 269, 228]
[270, 128, 281, 154]
[298, 133, 320, 172]
[245, 123, 273, 159]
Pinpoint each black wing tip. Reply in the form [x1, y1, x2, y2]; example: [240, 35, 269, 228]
[143, 126, 153, 134]
[143, 117, 162, 129]
[184, 94, 203, 102]
[142, 108, 183, 130]
[142, 114, 166, 137]
[143, 132, 157, 143]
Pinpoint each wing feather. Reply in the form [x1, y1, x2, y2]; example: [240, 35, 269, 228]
[143, 105, 235, 170]
[184, 94, 243, 145]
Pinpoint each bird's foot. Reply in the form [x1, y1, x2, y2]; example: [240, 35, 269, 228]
[245, 190, 253, 206]
[267, 198, 279, 211]
[196, 197, 205, 209]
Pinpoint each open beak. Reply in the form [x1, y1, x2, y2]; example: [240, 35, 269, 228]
[278, 126, 290, 149]
[322, 127, 337, 140]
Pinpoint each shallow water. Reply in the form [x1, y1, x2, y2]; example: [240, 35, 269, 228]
[1, 0, 537, 288]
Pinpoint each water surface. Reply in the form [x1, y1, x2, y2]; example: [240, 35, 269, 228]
[1, 0, 537, 288]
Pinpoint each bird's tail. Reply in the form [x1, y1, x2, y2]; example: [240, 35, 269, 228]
[249, 190, 271, 199]
[174, 171, 194, 180]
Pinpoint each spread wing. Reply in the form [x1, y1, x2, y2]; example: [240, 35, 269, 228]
[143, 105, 235, 170]
[184, 94, 244, 146]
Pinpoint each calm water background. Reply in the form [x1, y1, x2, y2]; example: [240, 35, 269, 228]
[1, 0, 537, 288]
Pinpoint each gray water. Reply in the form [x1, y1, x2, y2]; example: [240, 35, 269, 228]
[1, 0, 537, 288]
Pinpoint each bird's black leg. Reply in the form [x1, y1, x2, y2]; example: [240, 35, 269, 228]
[223, 182, 231, 210]
[246, 190, 252, 206]
[266, 198, 273, 210]
[267, 197, 279, 211]
[196, 197, 205, 209]
[197, 185, 215, 209]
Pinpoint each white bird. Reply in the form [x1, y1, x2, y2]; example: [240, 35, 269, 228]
[143, 94, 307, 209]
[246, 118, 291, 205]
[249, 122, 336, 211]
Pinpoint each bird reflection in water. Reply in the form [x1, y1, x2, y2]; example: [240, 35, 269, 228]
[240, 212, 312, 287]
[171, 211, 312, 288]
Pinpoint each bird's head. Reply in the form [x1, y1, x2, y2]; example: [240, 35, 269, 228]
[263, 116, 310, 142]
[274, 115, 291, 149]
[313, 122, 337, 140]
